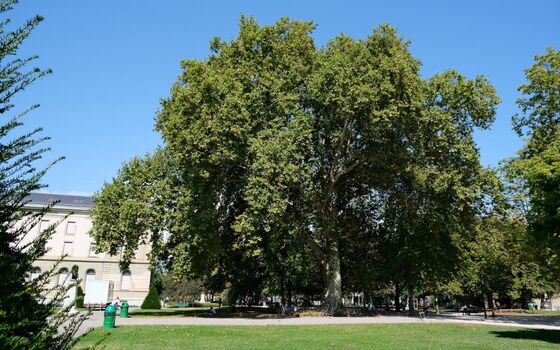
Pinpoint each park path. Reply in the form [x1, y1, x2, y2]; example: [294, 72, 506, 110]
[75, 311, 560, 338]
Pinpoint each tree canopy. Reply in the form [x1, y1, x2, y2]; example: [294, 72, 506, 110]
[93, 17, 500, 307]
[507, 48, 560, 276]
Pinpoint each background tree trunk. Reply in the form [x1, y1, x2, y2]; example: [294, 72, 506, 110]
[407, 285, 415, 316]
[483, 293, 489, 320]
[395, 282, 401, 312]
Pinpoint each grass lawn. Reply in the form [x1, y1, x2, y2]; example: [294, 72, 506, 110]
[128, 306, 276, 318]
[521, 310, 560, 316]
[74, 324, 560, 349]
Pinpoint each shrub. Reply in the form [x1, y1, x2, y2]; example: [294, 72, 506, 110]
[141, 286, 161, 309]
[76, 286, 85, 308]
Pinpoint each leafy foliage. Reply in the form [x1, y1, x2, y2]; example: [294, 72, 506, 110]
[91, 147, 184, 270]
[93, 17, 500, 308]
[506, 48, 560, 277]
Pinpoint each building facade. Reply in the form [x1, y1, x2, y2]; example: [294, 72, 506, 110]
[24, 193, 151, 306]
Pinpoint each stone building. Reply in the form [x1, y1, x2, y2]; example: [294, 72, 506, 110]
[24, 193, 151, 306]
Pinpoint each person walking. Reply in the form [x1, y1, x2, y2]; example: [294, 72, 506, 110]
[422, 297, 429, 318]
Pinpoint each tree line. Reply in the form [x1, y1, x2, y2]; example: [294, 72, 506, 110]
[91, 17, 560, 312]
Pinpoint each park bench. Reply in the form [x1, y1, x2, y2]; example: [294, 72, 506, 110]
[460, 306, 496, 315]
[170, 302, 193, 308]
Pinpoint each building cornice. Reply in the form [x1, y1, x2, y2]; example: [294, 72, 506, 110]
[36, 256, 150, 265]
[24, 205, 91, 215]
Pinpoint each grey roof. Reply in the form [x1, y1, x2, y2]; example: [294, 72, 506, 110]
[26, 192, 93, 210]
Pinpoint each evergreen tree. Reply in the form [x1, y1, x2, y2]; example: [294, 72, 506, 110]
[76, 286, 85, 309]
[0, 1, 85, 348]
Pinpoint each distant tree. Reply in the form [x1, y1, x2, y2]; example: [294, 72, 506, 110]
[158, 273, 204, 304]
[0, 1, 85, 348]
[458, 214, 554, 310]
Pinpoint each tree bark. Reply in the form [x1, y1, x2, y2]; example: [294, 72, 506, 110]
[404, 263, 415, 316]
[483, 293, 489, 320]
[395, 282, 401, 312]
[324, 240, 342, 307]
[407, 284, 415, 316]
[287, 287, 293, 307]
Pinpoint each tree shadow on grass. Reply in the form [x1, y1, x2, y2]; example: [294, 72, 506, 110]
[491, 329, 560, 345]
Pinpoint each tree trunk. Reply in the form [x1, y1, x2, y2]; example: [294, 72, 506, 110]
[287, 287, 293, 307]
[395, 282, 401, 312]
[407, 285, 415, 316]
[483, 293, 489, 320]
[324, 240, 342, 307]
[280, 279, 285, 307]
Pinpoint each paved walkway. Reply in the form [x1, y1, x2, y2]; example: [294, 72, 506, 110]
[75, 311, 560, 338]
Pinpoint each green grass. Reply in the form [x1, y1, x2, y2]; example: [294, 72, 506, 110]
[523, 310, 560, 316]
[128, 307, 275, 318]
[74, 324, 560, 349]
[194, 302, 219, 307]
[489, 309, 560, 317]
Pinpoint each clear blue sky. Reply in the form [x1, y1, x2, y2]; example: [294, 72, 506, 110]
[9, 0, 560, 195]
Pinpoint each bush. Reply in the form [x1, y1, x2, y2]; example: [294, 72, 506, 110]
[141, 286, 161, 309]
[76, 286, 84, 308]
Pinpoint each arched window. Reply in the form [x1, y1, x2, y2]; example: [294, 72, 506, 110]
[30, 267, 41, 281]
[121, 270, 131, 290]
[58, 268, 69, 286]
[85, 269, 96, 288]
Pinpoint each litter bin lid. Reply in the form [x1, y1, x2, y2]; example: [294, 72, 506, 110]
[105, 304, 116, 315]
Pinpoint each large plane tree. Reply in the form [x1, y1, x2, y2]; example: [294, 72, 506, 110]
[94, 17, 498, 307]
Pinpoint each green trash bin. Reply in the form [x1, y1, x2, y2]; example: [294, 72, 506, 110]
[120, 301, 129, 318]
[103, 304, 116, 328]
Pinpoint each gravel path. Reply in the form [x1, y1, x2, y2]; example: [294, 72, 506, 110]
[75, 311, 560, 338]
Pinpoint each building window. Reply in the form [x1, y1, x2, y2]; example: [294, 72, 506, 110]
[39, 219, 49, 232]
[89, 243, 98, 257]
[121, 271, 131, 290]
[62, 241, 73, 256]
[85, 269, 96, 288]
[58, 268, 69, 286]
[66, 221, 76, 235]
[30, 266, 41, 280]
